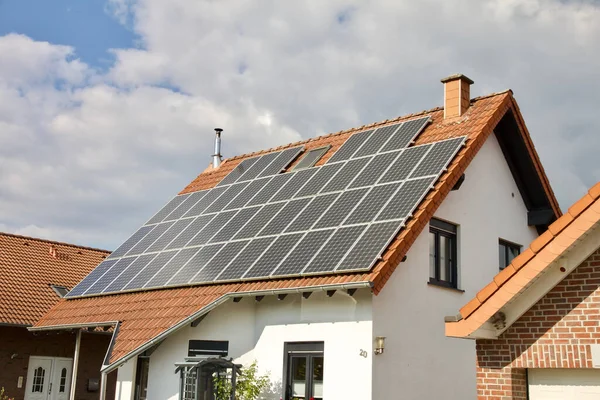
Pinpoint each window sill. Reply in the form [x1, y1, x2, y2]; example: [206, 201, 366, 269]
[427, 278, 465, 293]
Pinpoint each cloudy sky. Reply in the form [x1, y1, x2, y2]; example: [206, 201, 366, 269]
[1, 0, 599, 250]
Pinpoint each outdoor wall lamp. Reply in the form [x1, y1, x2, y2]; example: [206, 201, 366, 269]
[374, 336, 386, 355]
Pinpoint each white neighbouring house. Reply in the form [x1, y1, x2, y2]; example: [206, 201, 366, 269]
[32, 75, 561, 400]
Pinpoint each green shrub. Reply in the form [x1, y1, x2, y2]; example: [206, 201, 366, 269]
[0, 387, 14, 400]
[213, 361, 270, 400]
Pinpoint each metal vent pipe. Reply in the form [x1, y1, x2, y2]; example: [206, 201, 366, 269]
[213, 128, 223, 168]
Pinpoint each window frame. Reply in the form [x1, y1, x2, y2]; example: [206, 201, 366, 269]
[499, 239, 521, 270]
[428, 218, 458, 289]
[292, 146, 331, 171]
[282, 342, 324, 400]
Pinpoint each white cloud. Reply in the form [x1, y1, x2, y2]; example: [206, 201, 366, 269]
[1, 0, 600, 248]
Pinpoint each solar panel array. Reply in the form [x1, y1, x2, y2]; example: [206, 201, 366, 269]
[67, 116, 466, 298]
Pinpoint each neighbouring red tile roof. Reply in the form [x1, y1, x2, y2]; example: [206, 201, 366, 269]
[0, 232, 109, 325]
[446, 182, 600, 338]
[33, 90, 561, 366]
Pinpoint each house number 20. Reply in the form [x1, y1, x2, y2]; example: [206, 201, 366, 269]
[359, 349, 368, 358]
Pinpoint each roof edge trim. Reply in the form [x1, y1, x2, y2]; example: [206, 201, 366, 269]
[100, 281, 372, 372]
[29, 321, 119, 332]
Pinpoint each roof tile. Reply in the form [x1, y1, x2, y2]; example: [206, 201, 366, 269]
[568, 193, 594, 219]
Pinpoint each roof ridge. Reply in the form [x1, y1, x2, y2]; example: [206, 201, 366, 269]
[219, 90, 513, 164]
[0, 231, 111, 254]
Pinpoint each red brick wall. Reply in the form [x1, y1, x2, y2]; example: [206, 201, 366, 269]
[0, 326, 117, 400]
[476, 248, 600, 399]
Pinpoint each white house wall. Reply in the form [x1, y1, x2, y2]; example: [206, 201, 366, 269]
[372, 133, 539, 399]
[115, 357, 136, 400]
[145, 289, 372, 400]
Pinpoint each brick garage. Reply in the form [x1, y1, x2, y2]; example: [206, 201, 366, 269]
[446, 183, 600, 399]
[476, 249, 600, 399]
[1, 326, 117, 400]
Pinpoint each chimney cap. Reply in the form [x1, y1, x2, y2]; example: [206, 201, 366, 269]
[214, 128, 223, 133]
[440, 74, 474, 85]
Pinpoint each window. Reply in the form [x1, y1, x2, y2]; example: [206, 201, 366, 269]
[293, 146, 331, 170]
[59, 368, 67, 392]
[50, 285, 69, 298]
[429, 218, 458, 289]
[499, 240, 521, 270]
[134, 357, 150, 400]
[32, 366, 45, 392]
[284, 342, 324, 400]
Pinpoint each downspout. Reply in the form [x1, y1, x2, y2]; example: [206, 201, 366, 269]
[100, 372, 107, 400]
[69, 329, 82, 400]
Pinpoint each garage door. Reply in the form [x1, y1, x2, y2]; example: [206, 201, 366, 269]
[529, 369, 600, 400]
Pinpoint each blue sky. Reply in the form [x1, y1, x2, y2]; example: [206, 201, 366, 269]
[0, 0, 135, 68]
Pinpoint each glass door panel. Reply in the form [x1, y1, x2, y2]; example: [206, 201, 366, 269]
[311, 356, 324, 400]
[290, 356, 307, 399]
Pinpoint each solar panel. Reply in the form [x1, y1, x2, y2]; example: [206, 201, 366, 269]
[380, 116, 430, 152]
[284, 193, 339, 233]
[246, 173, 293, 206]
[166, 214, 216, 250]
[326, 129, 374, 164]
[224, 177, 271, 210]
[103, 253, 157, 293]
[271, 229, 334, 277]
[376, 177, 436, 221]
[236, 152, 280, 182]
[321, 158, 370, 193]
[258, 198, 311, 236]
[66, 259, 119, 297]
[217, 157, 259, 186]
[150, 247, 202, 287]
[216, 237, 273, 281]
[243, 233, 303, 279]
[233, 203, 284, 240]
[258, 146, 304, 177]
[164, 190, 207, 222]
[204, 182, 249, 214]
[146, 194, 189, 225]
[191, 241, 248, 283]
[146, 218, 194, 253]
[183, 186, 228, 218]
[292, 146, 330, 171]
[294, 163, 343, 198]
[344, 183, 402, 225]
[337, 221, 402, 271]
[270, 168, 317, 202]
[107, 225, 154, 259]
[313, 188, 368, 229]
[379, 144, 431, 184]
[126, 222, 174, 256]
[302, 225, 366, 274]
[70, 117, 467, 297]
[209, 206, 260, 243]
[348, 151, 400, 189]
[187, 210, 238, 246]
[85, 256, 137, 295]
[410, 137, 465, 178]
[353, 123, 401, 158]
[123, 250, 177, 290]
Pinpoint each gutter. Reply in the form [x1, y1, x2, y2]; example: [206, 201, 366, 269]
[98, 281, 373, 373]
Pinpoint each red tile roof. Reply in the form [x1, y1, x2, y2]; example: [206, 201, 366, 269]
[33, 90, 561, 367]
[0, 232, 109, 325]
[446, 182, 600, 338]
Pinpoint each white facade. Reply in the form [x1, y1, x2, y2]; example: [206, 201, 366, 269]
[113, 133, 539, 400]
[372, 133, 538, 399]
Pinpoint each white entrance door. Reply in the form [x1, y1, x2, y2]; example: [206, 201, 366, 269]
[25, 357, 53, 400]
[25, 357, 73, 400]
[529, 368, 600, 400]
[50, 358, 72, 400]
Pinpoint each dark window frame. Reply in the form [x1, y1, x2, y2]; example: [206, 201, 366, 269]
[282, 342, 324, 400]
[499, 239, 521, 270]
[134, 356, 150, 400]
[292, 146, 331, 171]
[428, 218, 458, 289]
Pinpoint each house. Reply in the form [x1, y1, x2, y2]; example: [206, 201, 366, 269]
[31, 74, 561, 400]
[0, 232, 117, 400]
[446, 183, 600, 400]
